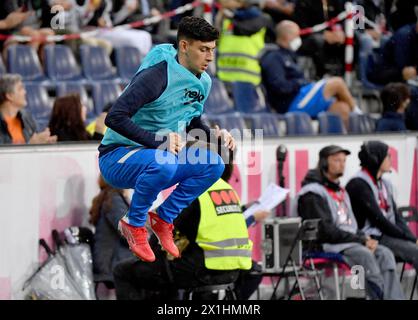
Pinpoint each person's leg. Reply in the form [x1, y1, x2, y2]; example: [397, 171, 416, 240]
[323, 77, 356, 109]
[156, 146, 225, 224]
[380, 235, 418, 274]
[327, 100, 352, 129]
[113, 257, 168, 300]
[99, 147, 179, 227]
[373, 245, 405, 300]
[234, 260, 263, 300]
[342, 244, 384, 299]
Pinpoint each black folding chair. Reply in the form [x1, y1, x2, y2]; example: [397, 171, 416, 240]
[269, 219, 323, 300]
[397, 206, 418, 300]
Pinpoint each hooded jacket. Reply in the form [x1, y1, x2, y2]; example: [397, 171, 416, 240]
[346, 141, 417, 242]
[297, 169, 367, 247]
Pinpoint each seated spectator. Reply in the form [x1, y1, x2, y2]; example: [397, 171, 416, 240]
[263, 0, 295, 24]
[294, 145, 404, 299]
[356, 0, 391, 65]
[376, 83, 410, 132]
[89, 174, 132, 289]
[112, 145, 264, 300]
[346, 141, 418, 293]
[48, 93, 104, 142]
[294, 0, 346, 77]
[386, 0, 418, 32]
[0, 74, 56, 144]
[367, 22, 418, 130]
[260, 20, 360, 127]
[0, 1, 55, 62]
[82, 0, 152, 58]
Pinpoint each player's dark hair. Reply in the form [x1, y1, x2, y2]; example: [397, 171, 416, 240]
[177, 16, 219, 44]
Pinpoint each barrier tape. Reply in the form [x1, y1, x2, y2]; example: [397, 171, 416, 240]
[299, 11, 349, 36]
[0, 0, 201, 43]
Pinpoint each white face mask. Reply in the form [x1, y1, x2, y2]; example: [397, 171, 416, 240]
[289, 37, 302, 52]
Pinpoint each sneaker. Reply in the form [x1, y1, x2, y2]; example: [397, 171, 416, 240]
[149, 212, 180, 258]
[118, 219, 155, 262]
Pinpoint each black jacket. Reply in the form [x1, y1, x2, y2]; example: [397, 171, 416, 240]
[294, 0, 345, 30]
[298, 169, 367, 246]
[346, 178, 417, 243]
[346, 141, 417, 243]
[0, 109, 37, 144]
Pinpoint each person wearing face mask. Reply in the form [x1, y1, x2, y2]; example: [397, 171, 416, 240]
[346, 141, 418, 294]
[294, 145, 404, 300]
[260, 20, 361, 128]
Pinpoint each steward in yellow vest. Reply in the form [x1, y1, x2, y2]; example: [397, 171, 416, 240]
[216, 0, 272, 85]
[196, 178, 253, 270]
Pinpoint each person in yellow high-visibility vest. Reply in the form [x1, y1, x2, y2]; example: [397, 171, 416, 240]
[215, 0, 273, 86]
[112, 145, 269, 300]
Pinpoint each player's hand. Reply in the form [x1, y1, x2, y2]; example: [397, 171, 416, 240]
[168, 132, 184, 155]
[254, 210, 270, 222]
[214, 125, 235, 151]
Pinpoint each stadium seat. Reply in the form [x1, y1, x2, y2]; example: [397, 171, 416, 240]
[245, 113, 280, 138]
[92, 81, 122, 114]
[204, 113, 250, 138]
[284, 112, 314, 135]
[56, 83, 96, 122]
[204, 77, 235, 114]
[232, 82, 269, 113]
[25, 84, 53, 129]
[80, 45, 118, 81]
[7, 44, 47, 82]
[317, 112, 346, 135]
[44, 45, 84, 82]
[348, 113, 376, 134]
[114, 46, 142, 83]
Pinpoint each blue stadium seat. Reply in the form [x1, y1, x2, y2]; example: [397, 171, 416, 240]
[7, 45, 47, 82]
[44, 45, 83, 82]
[348, 113, 376, 134]
[284, 112, 314, 135]
[92, 81, 122, 114]
[56, 83, 96, 122]
[204, 113, 250, 138]
[317, 112, 346, 134]
[25, 84, 53, 129]
[204, 77, 235, 114]
[231, 82, 269, 113]
[245, 113, 280, 138]
[114, 46, 142, 83]
[80, 45, 118, 81]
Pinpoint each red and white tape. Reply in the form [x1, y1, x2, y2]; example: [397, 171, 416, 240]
[0, 0, 201, 43]
[299, 11, 348, 36]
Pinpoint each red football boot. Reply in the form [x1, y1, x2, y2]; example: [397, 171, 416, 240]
[149, 212, 180, 258]
[118, 219, 155, 262]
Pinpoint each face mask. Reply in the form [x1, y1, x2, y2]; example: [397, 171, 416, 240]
[289, 37, 302, 52]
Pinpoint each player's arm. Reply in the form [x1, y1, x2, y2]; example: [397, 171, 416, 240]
[104, 61, 168, 148]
